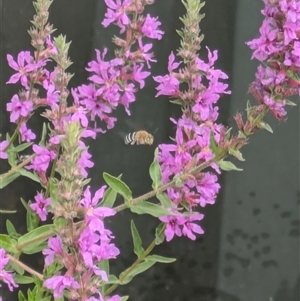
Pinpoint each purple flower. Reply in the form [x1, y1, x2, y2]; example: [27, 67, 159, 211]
[6, 94, 33, 123]
[42, 236, 63, 266]
[132, 64, 150, 89]
[159, 215, 184, 242]
[102, 0, 131, 32]
[196, 173, 220, 207]
[0, 249, 18, 292]
[44, 275, 80, 299]
[46, 84, 59, 106]
[19, 122, 36, 142]
[26, 144, 56, 173]
[78, 148, 94, 178]
[181, 213, 204, 240]
[6, 51, 44, 88]
[46, 36, 58, 56]
[142, 14, 164, 40]
[137, 38, 157, 68]
[80, 185, 116, 231]
[30, 192, 51, 221]
[0, 140, 9, 159]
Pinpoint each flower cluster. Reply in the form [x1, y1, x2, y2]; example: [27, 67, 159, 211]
[43, 186, 120, 301]
[247, 0, 300, 120]
[72, 0, 164, 133]
[0, 249, 18, 293]
[155, 48, 231, 241]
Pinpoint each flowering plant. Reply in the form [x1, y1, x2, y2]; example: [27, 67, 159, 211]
[0, 0, 299, 300]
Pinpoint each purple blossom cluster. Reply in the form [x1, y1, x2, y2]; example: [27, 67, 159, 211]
[72, 0, 164, 133]
[43, 186, 120, 301]
[0, 249, 18, 293]
[155, 49, 231, 241]
[247, 0, 300, 120]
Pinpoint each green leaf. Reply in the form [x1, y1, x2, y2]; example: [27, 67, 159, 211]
[17, 224, 54, 254]
[14, 142, 33, 153]
[130, 220, 144, 257]
[99, 186, 117, 208]
[228, 148, 245, 161]
[54, 217, 68, 231]
[259, 122, 273, 133]
[0, 209, 17, 214]
[14, 275, 34, 284]
[103, 172, 132, 203]
[106, 275, 120, 284]
[120, 296, 129, 301]
[149, 148, 162, 189]
[9, 259, 24, 275]
[156, 193, 174, 208]
[39, 123, 47, 146]
[18, 290, 26, 301]
[120, 261, 156, 285]
[155, 223, 165, 245]
[0, 234, 18, 253]
[0, 172, 21, 189]
[145, 255, 176, 263]
[130, 201, 172, 218]
[99, 260, 109, 274]
[18, 169, 40, 183]
[217, 160, 243, 171]
[6, 220, 18, 238]
[26, 202, 39, 232]
[169, 98, 185, 106]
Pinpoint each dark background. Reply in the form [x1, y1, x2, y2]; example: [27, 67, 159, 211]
[0, 1, 299, 301]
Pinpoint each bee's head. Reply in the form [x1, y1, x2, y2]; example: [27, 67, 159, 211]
[147, 134, 154, 145]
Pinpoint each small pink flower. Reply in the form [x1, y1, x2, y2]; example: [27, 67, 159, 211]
[30, 192, 51, 221]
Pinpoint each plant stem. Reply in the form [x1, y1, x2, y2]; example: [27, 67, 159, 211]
[104, 224, 166, 296]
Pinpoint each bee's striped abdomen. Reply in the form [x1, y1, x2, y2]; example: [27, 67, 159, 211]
[124, 132, 137, 145]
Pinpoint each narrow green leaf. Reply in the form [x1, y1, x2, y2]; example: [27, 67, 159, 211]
[145, 255, 176, 263]
[0, 172, 21, 189]
[0, 209, 16, 214]
[18, 169, 40, 183]
[259, 122, 273, 133]
[218, 160, 243, 171]
[106, 275, 120, 284]
[99, 260, 109, 274]
[0, 234, 18, 253]
[120, 261, 155, 285]
[99, 186, 117, 208]
[169, 98, 185, 106]
[228, 148, 245, 161]
[6, 220, 18, 238]
[14, 143, 33, 153]
[155, 223, 165, 245]
[130, 201, 172, 218]
[120, 296, 129, 301]
[18, 290, 26, 301]
[26, 203, 39, 232]
[39, 122, 47, 146]
[156, 193, 174, 208]
[18, 224, 54, 254]
[14, 275, 34, 284]
[149, 148, 162, 189]
[103, 172, 132, 203]
[130, 220, 144, 257]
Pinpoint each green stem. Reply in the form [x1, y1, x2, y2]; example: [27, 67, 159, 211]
[104, 224, 166, 297]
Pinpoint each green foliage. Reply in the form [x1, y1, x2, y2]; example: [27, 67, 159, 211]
[217, 160, 243, 171]
[119, 261, 156, 285]
[0, 234, 18, 254]
[130, 201, 172, 218]
[145, 254, 176, 263]
[0, 172, 21, 189]
[103, 172, 132, 203]
[149, 148, 162, 189]
[17, 224, 54, 254]
[155, 223, 166, 245]
[131, 220, 144, 257]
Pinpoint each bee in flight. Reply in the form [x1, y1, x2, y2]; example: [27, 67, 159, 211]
[124, 130, 154, 145]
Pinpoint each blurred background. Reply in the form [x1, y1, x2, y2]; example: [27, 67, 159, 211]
[0, 0, 299, 300]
